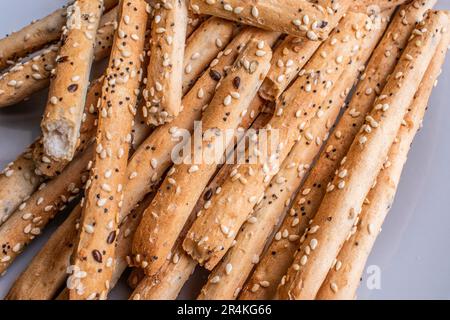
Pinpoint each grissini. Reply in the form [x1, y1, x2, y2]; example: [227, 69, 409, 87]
[258, 35, 322, 101]
[0, 7, 118, 108]
[183, 12, 372, 270]
[182, 17, 237, 94]
[32, 77, 103, 177]
[144, 0, 188, 125]
[56, 193, 154, 300]
[190, 0, 352, 40]
[5, 115, 152, 300]
[276, 10, 448, 300]
[240, 0, 435, 300]
[353, 0, 411, 13]
[186, 10, 208, 37]
[69, 0, 148, 300]
[0, 145, 92, 274]
[198, 15, 390, 299]
[0, 141, 43, 225]
[132, 35, 275, 276]
[316, 26, 450, 300]
[6, 29, 259, 300]
[0, 0, 118, 71]
[41, 0, 105, 162]
[130, 111, 273, 300]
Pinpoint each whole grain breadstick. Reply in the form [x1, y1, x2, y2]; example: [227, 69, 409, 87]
[276, 11, 448, 300]
[0, 8, 118, 108]
[40, 0, 105, 161]
[198, 17, 390, 299]
[33, 77, 104, 177]
[353, 0, 411, 13]
[5, 28, 259, 300]
[0, 0, 118, 71]
[190, 0, 352, 40]
[5, 115, 152, 300]
[0, 145, 92, 274]
[144, 0, 188, 125]
[316, 27, 450, 300]
[182, 17, 236, 94]
[132, 36, 275, 276]
[130, 111, 272, 300]
[240, 0, 435, 300]
[68, 0, 148, 300]
[183, 12, 372, 270]
[0, 141, 43, 225]
[259, 35, 322, 101]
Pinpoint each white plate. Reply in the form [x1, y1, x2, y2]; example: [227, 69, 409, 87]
[0, 1, 449, 300]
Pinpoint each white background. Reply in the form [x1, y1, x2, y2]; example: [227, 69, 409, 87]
[0, 1, 449, 300]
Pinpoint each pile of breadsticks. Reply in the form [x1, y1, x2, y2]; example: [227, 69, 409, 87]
[0, 0, 448, 300]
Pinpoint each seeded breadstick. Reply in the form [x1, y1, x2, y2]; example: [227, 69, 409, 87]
[183, 12, 371, 270]
[5, 28, 261, 300]
[186, 10, 208, 37]
[132, 35, 275, 276]
[190, 0, 352, 40]
[259, 35, 322, 101]
[130, 111, 272, 300]
[33, 77, 103, 177]
[240, 0, 434, 300]
[0, 145, 92, 274]
[40, 0, 105, 162]
[0, 8, 118, 109]
[0, 0, 118, 71]
[198, 18, 390, 299]
[182, 17, 236, 94]
[276, 11, 447, 300]
[316, 27, 450, 300]
[353, 0, 411, 13]
[5, 114, 151, 300]
[68, 0, 148, 300]
[0, 142, 43, 225]
[144, 0, 188, 125]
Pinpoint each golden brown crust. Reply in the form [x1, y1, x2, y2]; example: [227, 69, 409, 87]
[0, 0, 118, 71]
[41, 0, 105, 161]
[352, 0, 412, 13]
[316, 24, 450, 300]
[144, 0, 188, 125]
[68, 0, 148, 300]
[183, 12, 372, 271]
[190, 0, 352, 40]
[276, 10, 448, 300]
[0, 7, 117, 109]
[132, 35, 275, 276]
[240, 1, 434, 300]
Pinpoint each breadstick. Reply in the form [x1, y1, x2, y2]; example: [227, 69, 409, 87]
[182, 17, 236, 94]
[183, 12, 372, 270]
[198, 17, 390, 299]
[130, 111, 272, 300]
[5, 114, 152, 300]
[5, 28, 260, 300]
[33, 77, 104, 177]
[132, 35, 275, 276]
[353, 0, 411, 13]
[259, 35, 322, 101]
[190, 0, 352, 40]
[40, 0, 105, 162]
[186, 10, 208, 37]
[316, 27, 450, 300]
[68, 0, 148, 300]
[276, 10, 448, 300]
[0, 145, 92, 274]
[0, 7, 118, 109]
[0, 0, 118, 71]
[0, 141, 43, 225]
[144, 0, 188, 125]
[240, 0, 435, 300]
